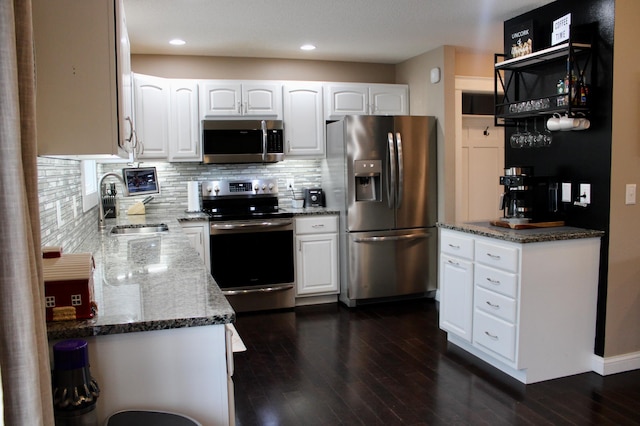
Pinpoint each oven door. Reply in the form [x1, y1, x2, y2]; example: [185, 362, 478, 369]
[209, 218, 294, 311]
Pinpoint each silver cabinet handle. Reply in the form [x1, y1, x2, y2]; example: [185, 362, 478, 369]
[484, 331, 499, 340]
[448, 243, 461, 249]
[354, 233, 429, 243]
[486, 253, 501, 260]
[486, 277, 501, 285]
[485, 301, 500, 309]
[447, 259, 460, 267]
[312, 224, 325, 228]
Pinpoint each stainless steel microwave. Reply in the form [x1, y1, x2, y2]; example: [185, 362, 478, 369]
[202, 120, 284, 164]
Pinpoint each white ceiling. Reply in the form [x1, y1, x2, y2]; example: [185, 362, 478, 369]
[124, 0, 554, 64]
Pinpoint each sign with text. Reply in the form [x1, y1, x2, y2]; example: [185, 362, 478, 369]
[552, 13, 571, 45]
[506, 21, 534, 58]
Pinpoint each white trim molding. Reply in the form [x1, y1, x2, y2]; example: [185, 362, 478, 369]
[591, 351, 640, 376]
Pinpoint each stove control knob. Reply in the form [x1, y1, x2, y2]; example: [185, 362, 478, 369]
[261, 184, 267, 191]
[268, 183, 274, 191]
[214, 186, 220, 194]
[253, 185, 259, 192]
[205, 185, 213, 194]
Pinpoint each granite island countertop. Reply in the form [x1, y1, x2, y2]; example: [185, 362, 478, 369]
[437, 221, 605, 243]
[46, 212, 235, 340]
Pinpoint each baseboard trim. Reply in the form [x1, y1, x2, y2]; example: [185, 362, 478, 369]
[591, 351, 640, 376]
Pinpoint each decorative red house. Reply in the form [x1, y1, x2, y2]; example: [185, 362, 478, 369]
[43, 248, 96, 321]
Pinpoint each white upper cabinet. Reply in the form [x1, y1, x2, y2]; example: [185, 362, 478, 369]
[199, 81, 283, 119]
[33, 0, 131, 159]
[134, 74, 170, 159]
[324, 83, 409, 120]
[169, 80, 201, 162]
[282, 83, 325, 157]
[133, 74, 201, 162]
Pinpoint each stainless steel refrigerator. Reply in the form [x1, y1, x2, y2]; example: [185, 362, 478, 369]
[322, 115, 438, 307]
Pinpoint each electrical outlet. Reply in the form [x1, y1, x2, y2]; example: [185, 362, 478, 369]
[579, 183, 591, 204]
[625, 183, 637, 205]
[286, 178, 294, 190]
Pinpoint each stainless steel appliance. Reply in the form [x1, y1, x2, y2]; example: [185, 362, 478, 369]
[201, 178, 294, 312]
[304, 188, 325, 207]
[202, 120, 284, 164]
[323, 115, 438, 307]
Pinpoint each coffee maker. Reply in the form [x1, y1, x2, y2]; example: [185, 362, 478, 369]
[499, 166, 560, 223]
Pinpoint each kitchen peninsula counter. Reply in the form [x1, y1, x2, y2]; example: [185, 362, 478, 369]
[46, 212, 235, 340]
[437, 221, 604, 243]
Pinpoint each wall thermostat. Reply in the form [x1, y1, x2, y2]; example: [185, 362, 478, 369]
[430, 67, 441, 84]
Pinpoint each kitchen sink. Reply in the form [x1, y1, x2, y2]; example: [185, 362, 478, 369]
[109, 223, 169, 235]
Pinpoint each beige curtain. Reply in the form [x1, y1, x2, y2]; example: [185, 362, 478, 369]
[0, 0, 55, 424]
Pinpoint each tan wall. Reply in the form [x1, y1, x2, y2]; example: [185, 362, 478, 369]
[607, 0, 640, 357]
[131, 54, 396, 83]
[396, 46, 457, 223]
[454, 48, 494, 78]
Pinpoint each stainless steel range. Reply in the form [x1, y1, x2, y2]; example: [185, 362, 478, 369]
[201, 178, 295, 312]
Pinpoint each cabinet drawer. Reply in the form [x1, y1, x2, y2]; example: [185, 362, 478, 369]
[440, 231, 474, 260]
[295, 216, 338, 234]
[474, 286, 517, 323]
[473, 310, 516, 361]
[474, 264, 518, 298]
[475, 240, 519, 273]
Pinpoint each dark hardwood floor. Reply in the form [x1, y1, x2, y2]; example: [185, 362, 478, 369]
[232, 299, 640, 425]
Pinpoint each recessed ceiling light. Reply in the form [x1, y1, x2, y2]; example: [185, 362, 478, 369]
[300, 44, 316, 51]
[169, 39, 186, 46]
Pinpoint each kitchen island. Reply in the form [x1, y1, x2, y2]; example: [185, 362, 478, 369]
[47, 212, 235, 425]
[437, 221, 604, 384]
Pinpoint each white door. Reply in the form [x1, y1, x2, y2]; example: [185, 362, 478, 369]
[169, 80, 201, 161]
[242, 83, 282, 118]
[460, 116, 504, 221]
[283, 83, 324, 157]
[199, 82, 242, 117]
[439, 253, 474, 342]
[134, 73, 170, 159]
[296, 233, 339, 296]
[325, 84, 368, 119]
[369, 84, 409, 115]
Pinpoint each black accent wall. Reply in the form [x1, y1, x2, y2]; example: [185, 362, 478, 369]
[503, 0, 615, 356]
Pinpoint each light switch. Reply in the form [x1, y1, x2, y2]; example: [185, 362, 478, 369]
[561, 182, 572, 202]
[625, 184, 636, 205]
[579, 184, 591, 204]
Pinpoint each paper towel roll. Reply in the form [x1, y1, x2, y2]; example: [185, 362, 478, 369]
[187, 181, 200, 212]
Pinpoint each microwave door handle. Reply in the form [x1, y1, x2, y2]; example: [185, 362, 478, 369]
[387, 132, 396, 209]
[396, 132, 404, 208]
[261, 120, 267, 162]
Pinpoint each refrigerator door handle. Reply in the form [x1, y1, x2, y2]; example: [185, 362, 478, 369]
[395, 132, 404, 208]
[387, 132, 396, 209]
[353, 232, 430, 243]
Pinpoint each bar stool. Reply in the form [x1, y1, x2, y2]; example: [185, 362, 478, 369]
[105, 410, 202, 426]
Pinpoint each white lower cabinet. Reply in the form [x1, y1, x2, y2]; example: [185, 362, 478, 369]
[181, 221, 210, 272]
[295, 216, 339, 299]
[438, 228, 601, 384]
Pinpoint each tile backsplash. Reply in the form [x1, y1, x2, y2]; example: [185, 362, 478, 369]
[38, 157, 322, 252]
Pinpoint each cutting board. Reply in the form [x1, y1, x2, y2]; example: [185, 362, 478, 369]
[490, 220, 565, 230]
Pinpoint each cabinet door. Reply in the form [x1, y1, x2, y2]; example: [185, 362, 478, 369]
[181, 223, 210, 272]
[369, 84, 409, 115]
[199, 82, 242, 117]
[169, 80, 201, 162]
[296, 233, 339, 296]
[325, 84, 369, 119]
[439, 253, 474, 342]
[134, 74, 170, 159]
[33, 0, 129, 158]
[242, 83, 282, 118]
[283, 83, 325, 157]
[117, 0, 135, 158]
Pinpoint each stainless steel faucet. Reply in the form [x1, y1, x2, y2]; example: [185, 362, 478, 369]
[98, 172, 129, 231]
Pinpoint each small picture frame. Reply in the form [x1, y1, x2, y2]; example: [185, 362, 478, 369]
[506, 20, 534, 59]
[122, 167, 160, 196]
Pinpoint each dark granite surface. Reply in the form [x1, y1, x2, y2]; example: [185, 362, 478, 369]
[437, 221, 604, 243]
[47, 211, 235, 340]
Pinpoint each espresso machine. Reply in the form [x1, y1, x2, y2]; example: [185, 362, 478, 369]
[499, 166, 560, 223]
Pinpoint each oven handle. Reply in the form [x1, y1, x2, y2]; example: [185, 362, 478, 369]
[223, 284, 294, 296]
[211, 220, 293, 230]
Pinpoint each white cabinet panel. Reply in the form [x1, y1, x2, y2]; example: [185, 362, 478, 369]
[169, 80, 201, 161]
[283, 83, 325, 157]
[295, 216, 339, 297]
[199, 81, 282, 119]
[181, 221, 210, 272]
[370, 84, 409, 115]
[134, 73, 170, 159]
[473, 309, 517, 361]
[325, 83, 409, 119]
[439, 252, 474, 342]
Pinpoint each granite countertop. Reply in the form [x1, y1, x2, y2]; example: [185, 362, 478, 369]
[437, 221, 605, 243]
[47, 211, 235, 340]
